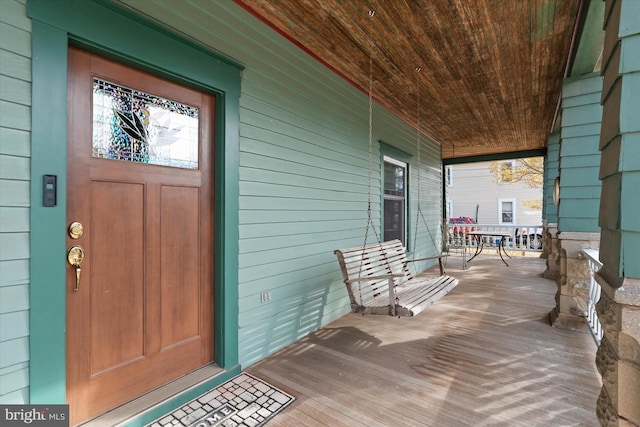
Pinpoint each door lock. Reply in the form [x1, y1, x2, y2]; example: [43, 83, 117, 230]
[68, 221, 84, 239]
[67, 245, 85, 292]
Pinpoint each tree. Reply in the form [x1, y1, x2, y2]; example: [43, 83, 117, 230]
[489, 157, 543, 210]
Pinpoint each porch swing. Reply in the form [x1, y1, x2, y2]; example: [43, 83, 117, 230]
[334, 11, 458, 317]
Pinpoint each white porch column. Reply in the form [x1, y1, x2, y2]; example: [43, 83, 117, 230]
[550, 232, 601, 331]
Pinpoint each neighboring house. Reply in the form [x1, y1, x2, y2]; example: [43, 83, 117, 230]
[445, 160, 543, 226]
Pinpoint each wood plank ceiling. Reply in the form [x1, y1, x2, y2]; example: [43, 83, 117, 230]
[236, 1, 582, 160]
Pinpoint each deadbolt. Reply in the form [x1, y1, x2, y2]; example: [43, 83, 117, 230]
[68, 221, 84, 239]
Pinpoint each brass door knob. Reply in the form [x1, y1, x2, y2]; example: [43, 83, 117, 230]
[67, 245, 84, 292]
[68, 221, 84, 239]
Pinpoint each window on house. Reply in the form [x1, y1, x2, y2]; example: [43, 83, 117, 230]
[499, 160, 515, 183]
[499, 198, 516, 224]
[446, 165, 453, 187]
[383, 156, 407, 245]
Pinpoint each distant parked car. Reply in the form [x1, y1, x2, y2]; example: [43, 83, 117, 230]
[449, 217, 476, 224]
[515, 227, 543, 249]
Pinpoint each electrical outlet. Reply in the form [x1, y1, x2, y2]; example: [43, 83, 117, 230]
[260, 291, 272, 303]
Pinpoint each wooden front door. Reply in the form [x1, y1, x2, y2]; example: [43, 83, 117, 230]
[66, 47, 214, 425]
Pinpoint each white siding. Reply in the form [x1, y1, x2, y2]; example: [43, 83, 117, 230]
[447, 160, 543, 226]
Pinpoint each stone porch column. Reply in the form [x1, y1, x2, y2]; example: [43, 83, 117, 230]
[550, 73, 603, 330]
[543, 222, 560, 279]
[550, 231, 600, 330]
[596, 0, 640, 425]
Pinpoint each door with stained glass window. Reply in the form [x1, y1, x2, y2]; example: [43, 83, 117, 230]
[66, 47, 215, 425]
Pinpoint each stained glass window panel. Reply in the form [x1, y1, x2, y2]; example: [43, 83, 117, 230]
[92, 78, 199, 169]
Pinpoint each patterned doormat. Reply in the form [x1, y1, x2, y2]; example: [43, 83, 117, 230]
[146, 373, 295, 427]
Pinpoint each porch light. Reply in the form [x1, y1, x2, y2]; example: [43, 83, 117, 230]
[553, 177, 560, 206]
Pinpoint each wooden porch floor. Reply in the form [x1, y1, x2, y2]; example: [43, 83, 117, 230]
[247, 255, 601, 426]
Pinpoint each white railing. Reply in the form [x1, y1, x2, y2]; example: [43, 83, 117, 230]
[447, 223, 544, 253]
[580, 248, 603, 345]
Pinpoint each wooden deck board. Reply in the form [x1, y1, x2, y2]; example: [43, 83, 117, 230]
[248, 256, 600, 426]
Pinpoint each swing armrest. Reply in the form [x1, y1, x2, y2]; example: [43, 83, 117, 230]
[405, 255, 443, 263]
[345, 273, 405, 284]
[404, 255, 446, 275]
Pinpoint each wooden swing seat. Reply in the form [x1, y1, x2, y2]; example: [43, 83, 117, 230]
[334, 239, 458, 317]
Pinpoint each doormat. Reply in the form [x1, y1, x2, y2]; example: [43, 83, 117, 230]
[146, 373, 294, 427]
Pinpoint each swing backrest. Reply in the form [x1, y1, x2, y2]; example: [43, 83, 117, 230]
[334, 240, 413, 307]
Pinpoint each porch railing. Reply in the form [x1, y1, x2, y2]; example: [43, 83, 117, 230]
[580, 248, 603, 345]
[447, 223, 544, 254]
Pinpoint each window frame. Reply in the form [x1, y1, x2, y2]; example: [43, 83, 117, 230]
[383, 155, 408, 245]
[446, 165, 453, 187]
[379, 142, 412, 248]
[498, 160, 516, 184]
[498, 197, 517, 224]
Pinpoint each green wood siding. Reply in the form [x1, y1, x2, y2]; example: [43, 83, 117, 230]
[569, 0, 604, 77]
[6, 0, 445, 408]
[113, 1, 443, 367]
[235, 33, 443, 366]
[0, 0, 30, 404]
[558, 73, 603, 233]
[599, 0, 640, 279]
[543, 132, 560, 223]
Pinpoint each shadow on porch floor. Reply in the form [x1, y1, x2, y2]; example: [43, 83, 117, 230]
[247, 256, 601, 427]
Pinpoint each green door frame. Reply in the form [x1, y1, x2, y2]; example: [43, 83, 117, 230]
[28, 0, 241, 405]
